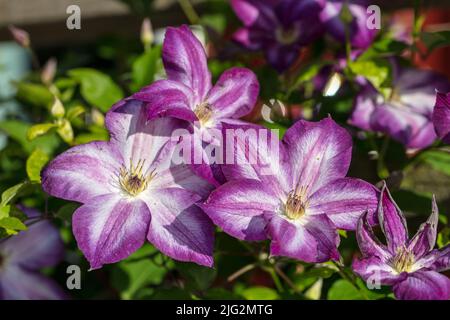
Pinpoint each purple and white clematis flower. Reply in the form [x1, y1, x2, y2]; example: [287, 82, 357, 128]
[0, 208, 66, 299]
[231, 0, 325, 72]
[42, 99, 214, 269]
[349, 64, 450, 150]
[320, 0, 378, 50]
[200, 117, 379, 263]
[133, 25, 259, 185]
[353, 184, 450, 300]
[432, 91, 450, 144]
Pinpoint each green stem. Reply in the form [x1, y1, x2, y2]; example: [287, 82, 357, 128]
[263, 266, 284, 293]
[332, 261, 369, 300]
[177, 0, 200, 25]
[411, 0, 422, 62]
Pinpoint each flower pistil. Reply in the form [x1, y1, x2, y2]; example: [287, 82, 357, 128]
[119, 159, 156, 197]
[285, 186, 308, 220]
[391, 246, 415, 273]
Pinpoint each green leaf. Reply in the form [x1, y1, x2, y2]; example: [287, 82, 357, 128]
[55, 203, 79, 222]
[200, 14, 227, 34]
[15, 82, 53, 109]
[304, 279, 323, 300]
[349, 59, 391, 93]
[27, 123, 57, 141]
[66, 105, 86, 121]
[421, 31, 450, 52]
[26, 148, 50, 182]
[241, 287, 280, 300]
[69, 68, 124, 112]
[0, 217, 27, 233]
[328, 279, 385, 300]
[1, 182, 28, 206]
[0, 120, 59, 154]
[111, 245, 167, 299]
[130, 46, 162, 92]
[327, 279, 364, 300]
[417, 150, 450, 176]
[175, 261, 217, 291]
[56, 119, 74, 144]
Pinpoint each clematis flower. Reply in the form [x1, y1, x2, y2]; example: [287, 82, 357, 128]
[320, 0, 378, 49]
[432, 91, 450, 144]
[349, 64, 450, 150]
[0, 207, 66, 299]
[42, 99, 214, 269]
[231, 0, 325, 72]
[200, 117, 379, 263]
[133, 25, 259, 185]
[353, 184, 450, 300]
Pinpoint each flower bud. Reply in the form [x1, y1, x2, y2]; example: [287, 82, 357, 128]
[141, 18, 154, 48]
[51, 97, 65, 118]
[41, 58, 57, 85]
[8, 25, 30, 48]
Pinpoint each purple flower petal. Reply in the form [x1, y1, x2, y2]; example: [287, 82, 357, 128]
[395, 68, 450, 116]
[267, 213, 340, 263]
[352, 256, 405, 286]
[72, 193, 151, 270]
[308, 178, 379, 230]
[320, 1, 377, 49]
[370, 104, 437, 149]
[132, 80, 197, 122]
[0, 220, 64, 269]
[407, 196, 439, 258]
[356, 211, 390, 260]
[0, 266, 67, 300]
[349, 86, 377, 131]
[231, 0, 260, 26]
[200, 179, 278, 241]
[393, 270, 450, 300]
[378, 184, 408, 254]
[207, 67, 259, 119]
[434, 248, 450, 275]
[106, 99, 189, 170]
[162, 25, 211, 101]
[433, 91, 450, 144]
[41, 141, 122, 203]
[282, 117, 352, 196]
[265, 45, 300, 73]
[145, 188, 214, 267]
[221, 123, 290, 199]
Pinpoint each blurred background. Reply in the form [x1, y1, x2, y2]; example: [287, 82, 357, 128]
[0, 0, 449, 300]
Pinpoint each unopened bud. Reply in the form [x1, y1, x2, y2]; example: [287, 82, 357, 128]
[41, 58, 57, 85]
[141, 18, 154, 48]
[91, 109, 105, 127]
[51, 97, 65, 118]
[8, 25, 30, 48]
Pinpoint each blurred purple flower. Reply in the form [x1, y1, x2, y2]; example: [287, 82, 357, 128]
[200, 118, 379, 263]
[42, 100, 214, 269]
[320, 0, 378, 49]
[231, 0, 325, 72]
[432, 91, 450, 144]
[0, 208, 66, 300]
[134, 25, 259, 185]
[353, 184, 450, 300]
[350, 65, 450, 150]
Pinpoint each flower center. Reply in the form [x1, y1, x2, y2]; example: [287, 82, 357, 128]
[118, 159, 156, 197]
[194, 102, 213, 126]
[391, 247, 415, 273]
[285, 187, 308, 220]
[275, 26, 299, 45]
